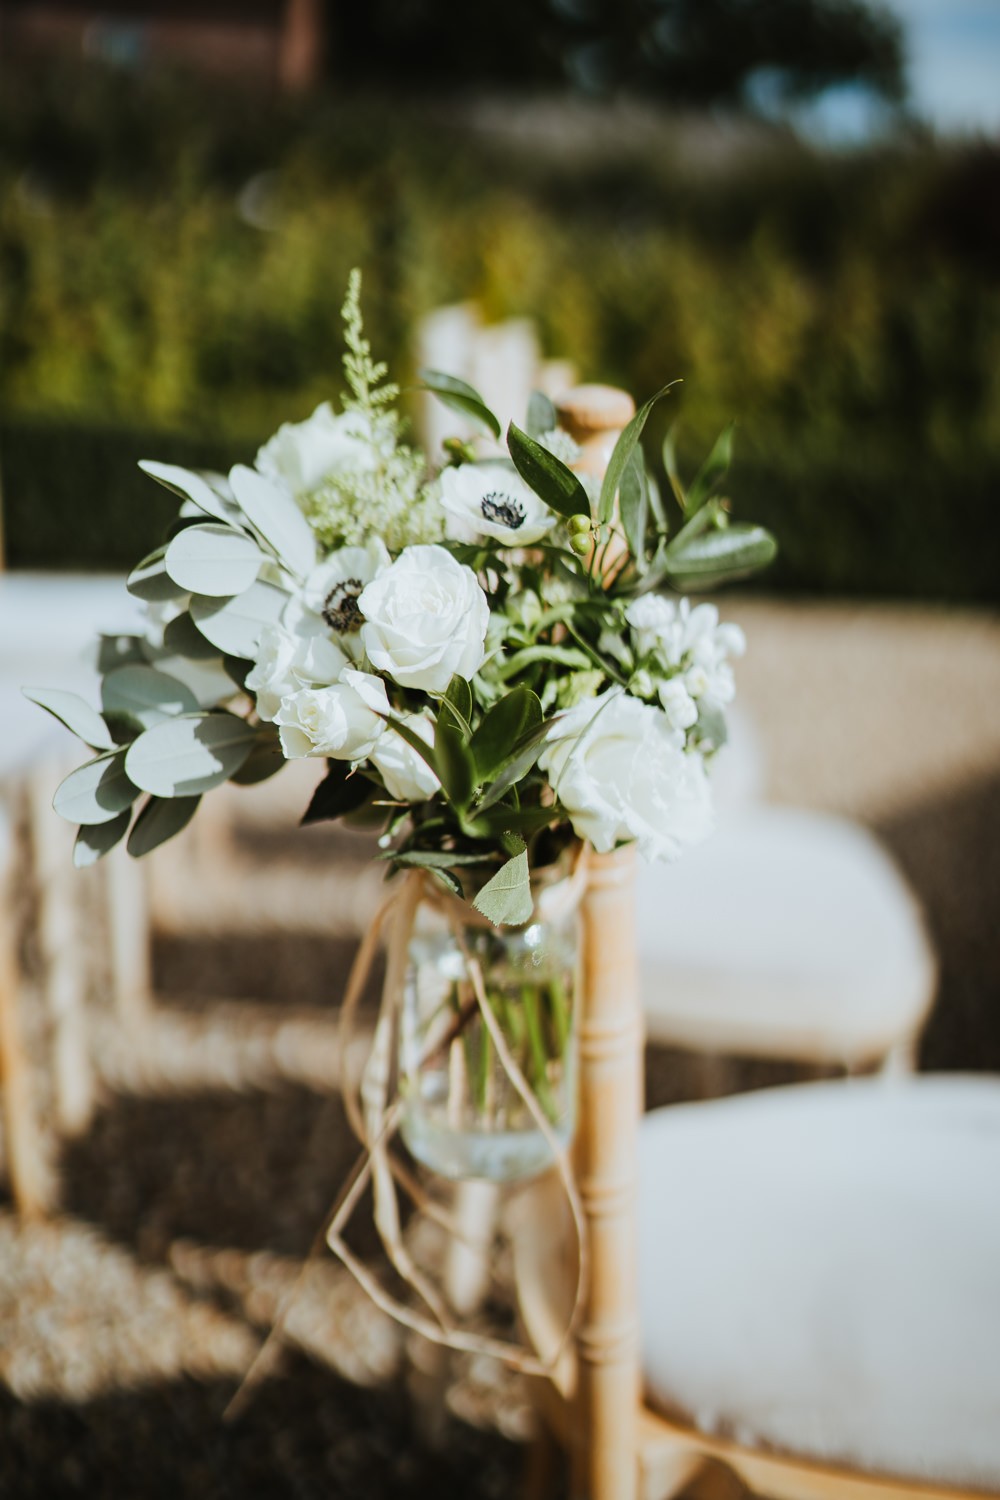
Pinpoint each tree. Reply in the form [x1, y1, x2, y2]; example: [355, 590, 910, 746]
[330, 0, 906, 108]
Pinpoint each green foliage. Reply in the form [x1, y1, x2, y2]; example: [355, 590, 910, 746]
[0, 73, 999, 599]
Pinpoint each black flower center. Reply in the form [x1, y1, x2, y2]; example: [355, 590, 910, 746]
[481, 491, 526, 530]
[323, 578, 364, 633]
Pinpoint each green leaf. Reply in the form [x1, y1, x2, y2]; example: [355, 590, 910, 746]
[619, 447, 649, 566]
[694, 702, 729, 753]
[301, 761, 373, 825]
[686, 423, 736, 516]
[23, 688, 115, 751]
[663, 501, 718, 563]
[526, 390, 557, 438]
[383, 714, 441, 784]
[228, 464, 317, 579]
[102, 665, 200, 730]
[435, 713, 476, 810]
[443, 675, 473, 738]
[126, 546, 188, 603]
[73, 811, 131, 867]
[54, 751, 138, 826]
[391, 850, 485, 870]
[164, 523, 264, 597]
[646, 467, 667, 532]
[429, 867, 464, 899]
[419, 368, 501, 440]
[476, 717, 555, 813]
[473, 842, 532, 927]
[96, 633, 147, 673]
[598, 382, 679, 527]
[661, 427, 687, 510]
[127, 796, 201, 857]
[507, 421, 590, 521]
[229, 734, 286, 785]
[124, 712, 257, 797]
[189, 579, 289, 657]
[139, 460, 244, 528]
[470, 687, 542, 784]
[664, 523, 777, 586]
[465, 803, 557, 840]
[162, 610, 226, 662]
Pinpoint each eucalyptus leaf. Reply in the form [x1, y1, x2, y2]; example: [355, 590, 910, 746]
[507, 422, 590, 521]
[301, 761, 373, 825]
[686, 423, 736, 515]
[598, 382, 679, 527]
[419, 368, 501, 440]
[73, 811, 131, 867]
[526, 390, 557, 438]
[470, 687, 542, 784]
[162, 610, 226, 662]
[473, 842, 532, 927]
[124, 713, 257, 797]
[228, 464, 317, 579]
[695, 702, 729, 753]
[664, 523, 777, 585]
[126, 546, 189, 603]
[164, 523, 264, 597]
[229, 735, 286, 786]
[127, 795, 201, 857]
[102, 665, 200, 730]
[189, 579, 289, 657]
[619, 447, 650, 566]
[139, 460, 244, 527]
[96, 633, 147, 673]
[23, 687, 115, 751]
[53, 751, 138, 826]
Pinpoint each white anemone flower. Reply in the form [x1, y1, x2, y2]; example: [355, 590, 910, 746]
[283, 538, 390, 662]
[440, 462, 555, 546]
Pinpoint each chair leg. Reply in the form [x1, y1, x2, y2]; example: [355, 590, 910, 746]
[0, 893, 54, 1216]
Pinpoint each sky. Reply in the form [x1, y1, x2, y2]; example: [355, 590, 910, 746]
[796, 0, 1000, 142]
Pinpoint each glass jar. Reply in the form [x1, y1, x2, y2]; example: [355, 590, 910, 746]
[398, 874, 579, 1183]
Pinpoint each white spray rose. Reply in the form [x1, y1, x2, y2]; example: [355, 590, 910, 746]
[246, 624, 348, 721]
[274, 668, 388, 761]
[255, 402, 377, 497]
[369, 713, 440, 802]
[283, 538, 390, 662]
[358, 544, 489, 694]
[539, 687, 714, 862]
[439, 461, 555, 546]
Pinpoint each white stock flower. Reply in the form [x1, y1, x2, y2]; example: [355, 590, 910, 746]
[256, 402, 377, 498]
[246, 624, 348, 721]
[439, 462, 555, 546]
[358, 544, 489, 694]
[370, 713, 440, 801]
[274, 669, 388, 761]
[283, 539, 390, 662]
[539, 688, 714, 862]
[658, 676, 699, 730]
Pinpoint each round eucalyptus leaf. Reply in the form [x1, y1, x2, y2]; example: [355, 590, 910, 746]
[54, 751, 138, 826]
[73, 811, 131, 868]
[162, 610, 226, 662]
[164, 523, 264, 597]
[23, 687, 115, 751]
[190, 579, 289, 657]
[127, 546, 189, 603]
[228, 464, 316, 579]
[127, 794, 201, 857]
[124, 712, 257, 797]
[139, 460, 244, 528]
[102, 665, 200, 730]
[229, 734, 285, 785]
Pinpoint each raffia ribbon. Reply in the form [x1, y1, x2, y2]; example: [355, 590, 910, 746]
[226, 849, 590, 1418]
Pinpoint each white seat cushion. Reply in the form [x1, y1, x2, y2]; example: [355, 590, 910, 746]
[639, 1077, 1000, 1488]
[637, 807, 935, 1065]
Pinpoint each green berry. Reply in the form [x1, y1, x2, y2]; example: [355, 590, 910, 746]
[569, 532, 591, 556]
[568, 513, 592, 536]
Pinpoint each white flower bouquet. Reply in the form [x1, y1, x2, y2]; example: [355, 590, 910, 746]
[31, 272, 774, 928]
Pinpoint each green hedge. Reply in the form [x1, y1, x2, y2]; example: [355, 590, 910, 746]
[1, 70, 998, 599]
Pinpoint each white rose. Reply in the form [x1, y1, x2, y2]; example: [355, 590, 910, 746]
[358, 544, 489, 694]
[282, 539, 390, 662]
[246, 624, 348, 721]
[539, 687, 714, 862]
[369, 712, 440, 802]
[255, 402, 377, 497]
[440, 462, 555, 546]
[274, 668, 388, 761]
